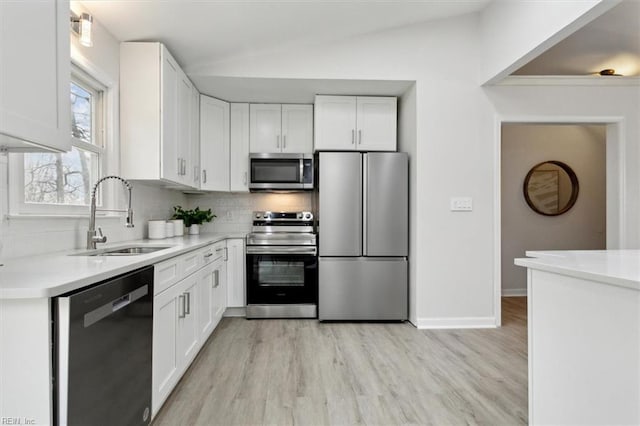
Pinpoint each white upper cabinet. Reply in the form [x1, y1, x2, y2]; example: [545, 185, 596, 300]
[314, 96, 357, 151]
[0, 0, 71, 152]
[200, 95, 230, 192]
[249, 104, 282, 153]
[121, 42, 197, 187]
[314, 95, 397, 152]
[356, 97, 397, 151]
[190, 85, 201, 189]
[229, 103, 250, 192]
[281, 105, 314, 153]
[250, 104, 313, 154]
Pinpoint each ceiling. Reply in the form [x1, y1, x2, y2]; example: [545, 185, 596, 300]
[513, 0, 640, 77]
[82, 0, 639, 101]
[83, 0, 491, 72]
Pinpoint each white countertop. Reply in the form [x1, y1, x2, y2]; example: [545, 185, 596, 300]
[0, 233, 246, 299]
[514, 249, 640, 291]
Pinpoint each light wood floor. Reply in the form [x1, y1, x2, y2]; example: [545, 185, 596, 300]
[154, 297, 528, 426]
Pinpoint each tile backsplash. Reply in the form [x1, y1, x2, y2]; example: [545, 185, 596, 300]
[187, 191, 313, 233]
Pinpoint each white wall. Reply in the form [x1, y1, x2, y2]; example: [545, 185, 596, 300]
[0, 2, 186, 261]
[501, 124, 606, 296]
[186, 10, 639, 328]
[479, 0, 617, 84]
[186, 192, 312, 233]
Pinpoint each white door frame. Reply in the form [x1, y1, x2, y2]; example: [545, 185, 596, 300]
[493, 115, 625, 326]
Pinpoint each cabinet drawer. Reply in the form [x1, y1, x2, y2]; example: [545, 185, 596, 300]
[154, 243, 222, 295]
[154, 257, 182, 295]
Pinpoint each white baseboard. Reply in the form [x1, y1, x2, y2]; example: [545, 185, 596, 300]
[502, 288, 527, 297]
[416, 316, 497, 329]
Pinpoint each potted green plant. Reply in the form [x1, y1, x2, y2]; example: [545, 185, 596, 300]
[171, 206, 216, 235]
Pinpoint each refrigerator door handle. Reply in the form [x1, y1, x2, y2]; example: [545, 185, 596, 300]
[362, 153, 368, 256]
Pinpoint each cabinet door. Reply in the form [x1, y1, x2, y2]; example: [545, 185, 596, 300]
[177, 274, 200, 369]
[190, 86, 201, 189]
[229, 103, 250, 192]
[177, 71, 193, 186]
[356, 97, 397, 151]
[197, 263, 215, 342]
[200, 95, 230, 191]
[152, 285, 180, 415]
[0, 0, 70, 152]
[160, 48, 181, 184]
[212, 260, 228, 328]
[226, 239, 246, 308]
[314, 96, 356, 151]
[281, 105, 313, 153]
[249, 104, 282, 153]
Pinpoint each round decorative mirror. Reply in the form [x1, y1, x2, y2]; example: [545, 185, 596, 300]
[523, 161, 579, 216]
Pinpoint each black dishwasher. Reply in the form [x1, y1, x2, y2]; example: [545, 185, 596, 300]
[54, 266, 154, 426]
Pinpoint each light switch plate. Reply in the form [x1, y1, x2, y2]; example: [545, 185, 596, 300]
[450, 197, 473, 211]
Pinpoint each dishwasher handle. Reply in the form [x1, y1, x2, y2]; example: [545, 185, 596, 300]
[83, 284, 149, 328]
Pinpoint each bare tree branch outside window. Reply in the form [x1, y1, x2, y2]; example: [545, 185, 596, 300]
[23, 81, 100, 206]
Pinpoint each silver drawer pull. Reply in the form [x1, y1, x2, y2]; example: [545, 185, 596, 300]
[178, 294, 186, 318]
[184, 292, 191, 315]
[204, 252, 213, 258]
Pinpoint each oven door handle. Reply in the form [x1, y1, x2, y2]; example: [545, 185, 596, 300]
[246, 246, 317, 255]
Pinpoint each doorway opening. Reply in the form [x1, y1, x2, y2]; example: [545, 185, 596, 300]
[494, 119, 624, 325]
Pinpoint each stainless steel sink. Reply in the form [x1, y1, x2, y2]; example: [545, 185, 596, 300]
[71, 245, 174, 257]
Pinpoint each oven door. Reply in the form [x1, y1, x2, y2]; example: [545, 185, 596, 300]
[246, 247, 318, 305]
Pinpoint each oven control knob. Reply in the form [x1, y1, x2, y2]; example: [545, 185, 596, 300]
[255, 213, 261, 219]
[263, 214, 269, 219]
[297, 213, 303, 219]
[304, 213, 312, 219]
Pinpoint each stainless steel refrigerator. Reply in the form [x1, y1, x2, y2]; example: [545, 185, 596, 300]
[318, 152, 408, 320]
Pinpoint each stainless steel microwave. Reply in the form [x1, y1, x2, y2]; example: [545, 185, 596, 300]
[249, 153, 314, 191]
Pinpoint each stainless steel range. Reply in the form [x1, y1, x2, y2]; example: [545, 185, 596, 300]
[246, 211, 318, 319]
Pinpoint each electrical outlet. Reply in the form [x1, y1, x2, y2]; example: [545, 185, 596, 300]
[450, 197, 473, 212]
[225, 211, 233, 221]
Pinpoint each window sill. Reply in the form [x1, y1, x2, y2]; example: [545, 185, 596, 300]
[5, 213, 122, 221]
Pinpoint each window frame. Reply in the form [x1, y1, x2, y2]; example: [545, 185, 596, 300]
[9, 63, 112, 217]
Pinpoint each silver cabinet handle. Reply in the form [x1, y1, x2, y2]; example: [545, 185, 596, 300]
[243, 171, 247, 186]
[351, 129, 355, 144]
[224, 247, 228, 261]
[202, 169, 207, 183]
[184, 291, 191, 315]
[178, 294, 186, 318]
[358, 130, 362, 145]
[213, 270, 220, 288]
[178, 158, 182, 175]
[283, 135, 287, 149]
[204, 252, 213, 259]
[276, 135, 280, 148]
[183, 159, 187, 175]
[194, 165, 199, 182]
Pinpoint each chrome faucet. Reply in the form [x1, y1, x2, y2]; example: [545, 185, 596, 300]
[87, 175, 134, 249]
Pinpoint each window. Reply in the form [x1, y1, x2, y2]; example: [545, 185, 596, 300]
[10, 65, 107, 215]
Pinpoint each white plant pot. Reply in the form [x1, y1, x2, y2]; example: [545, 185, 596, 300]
[188, 224, 200, 235]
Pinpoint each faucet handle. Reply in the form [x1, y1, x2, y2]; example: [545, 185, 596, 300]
[96, 227, 107, 243]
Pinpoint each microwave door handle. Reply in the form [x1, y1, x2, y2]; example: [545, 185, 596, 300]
[300, 160, 304, 183]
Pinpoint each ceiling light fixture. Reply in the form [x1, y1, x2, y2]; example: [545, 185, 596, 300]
[599, 69, 622, 76]
[70, 11, 93, 47]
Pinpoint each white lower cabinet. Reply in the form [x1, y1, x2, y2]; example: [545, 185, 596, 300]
[152, 240, 235, 417]
[152, 271, 199, 416]
[226, 239, 246, 308]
